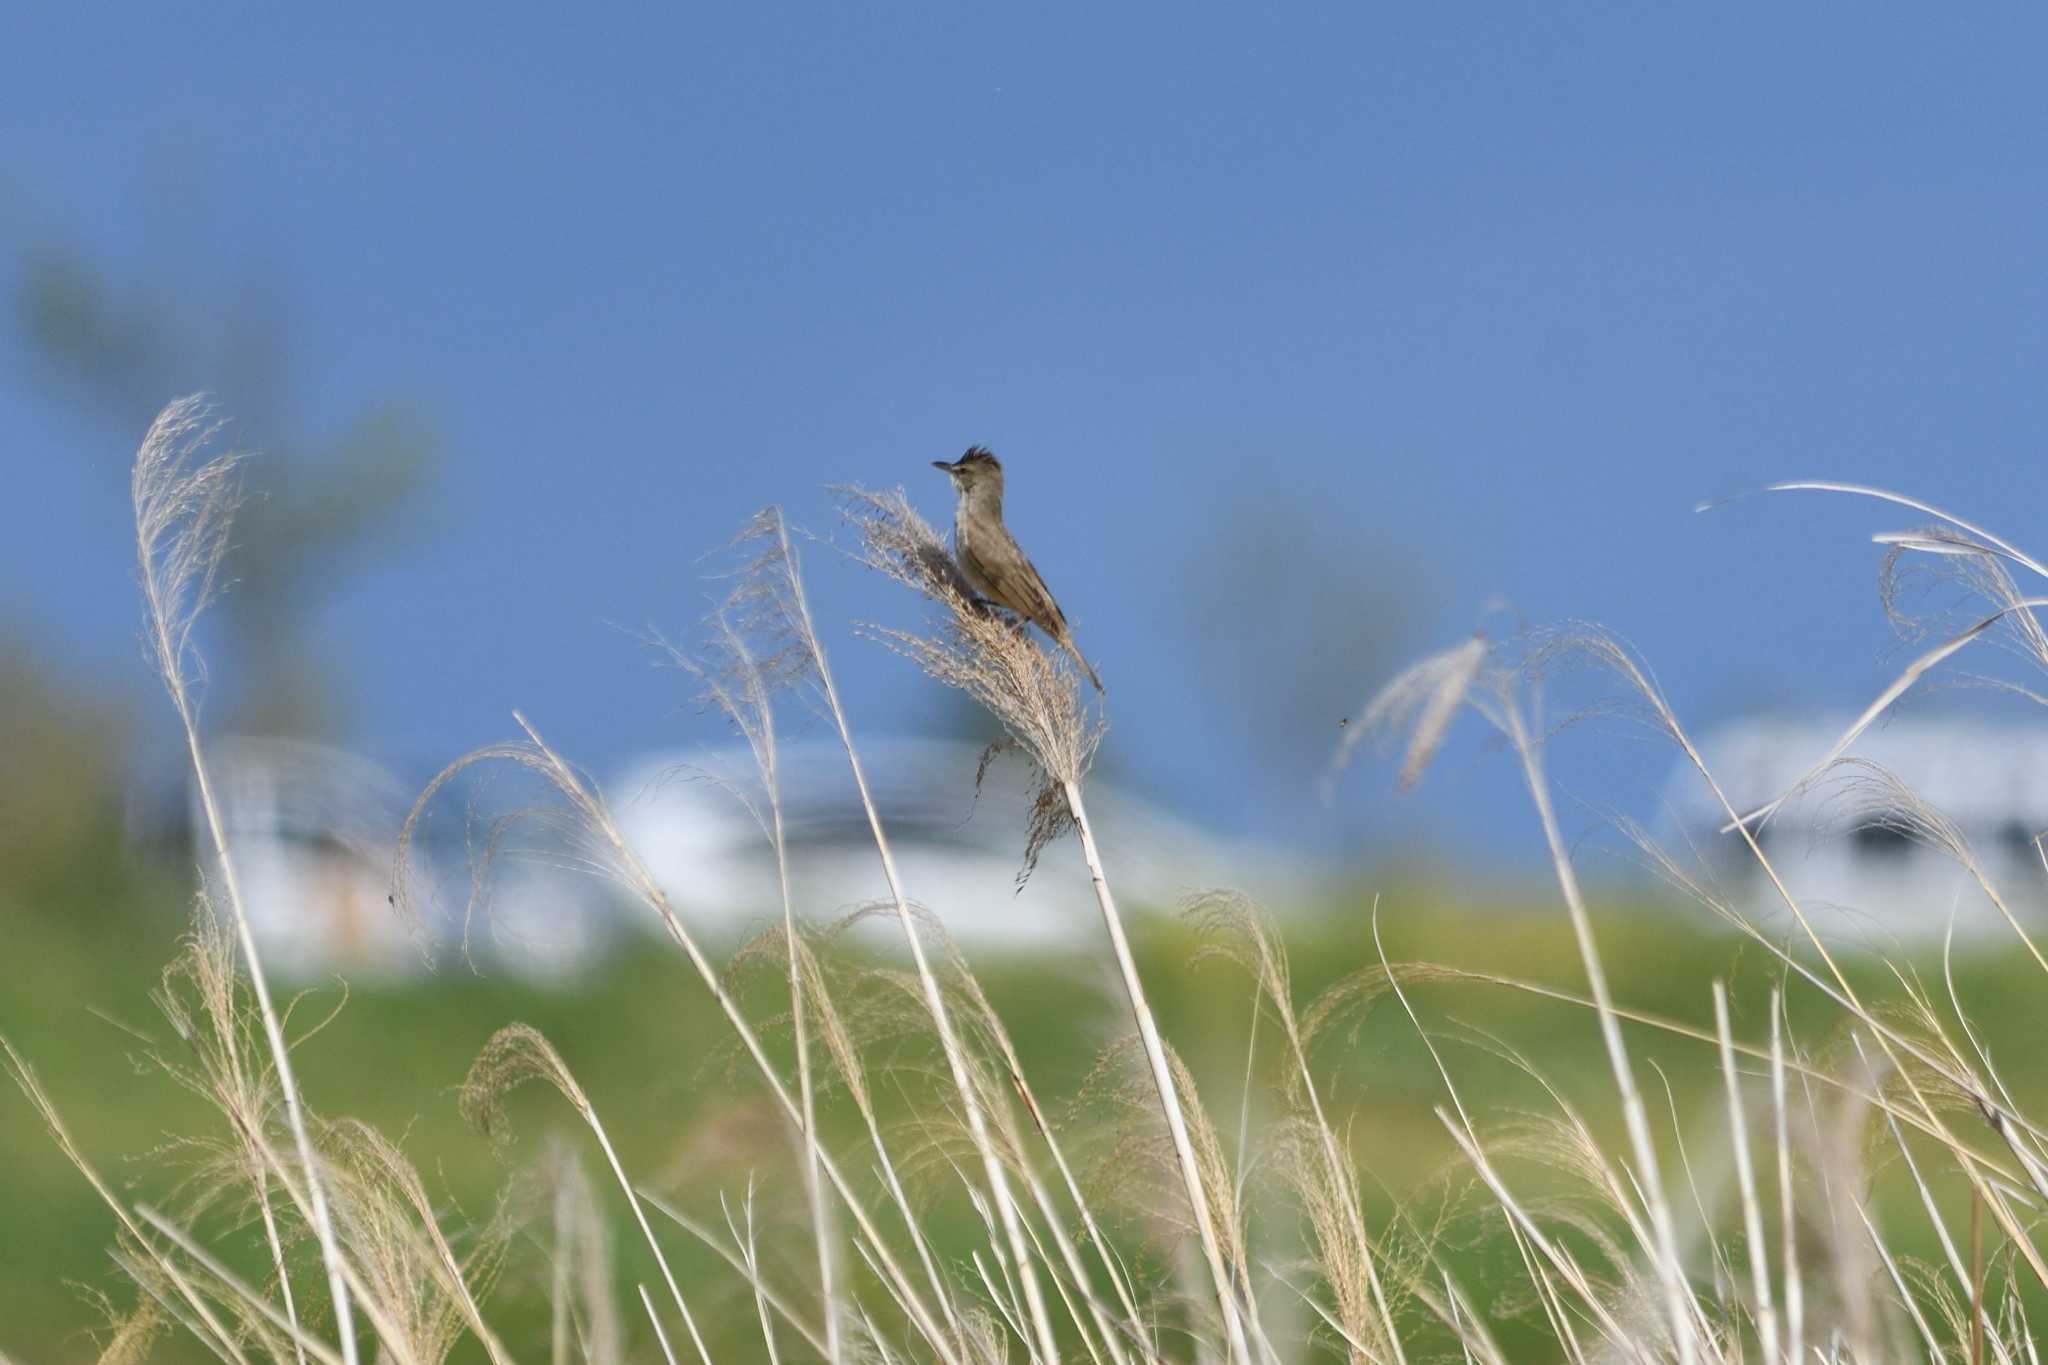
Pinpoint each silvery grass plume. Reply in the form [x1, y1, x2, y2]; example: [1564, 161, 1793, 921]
[1321, 631, 1488, 802]
[458, 1023, 712, 1350]
[694, 505, 1061, 1364]
[1341, 589, 2048, 1360]
[396, 717, 966, 1358]
[841, 485, 1101, 878]
[400, 511, 1056, 1363]
[843, 484, 1256, 1364]
[133, 398, 242, 703]
[1702, 483, 2048, 831]
[725, 901, 1160, 1364]
[1186, 892, 1421, 1360]
[1333, 627, 1713, 1364]
[645, 508, 840, 1365]
[129, 397, 362, 1364]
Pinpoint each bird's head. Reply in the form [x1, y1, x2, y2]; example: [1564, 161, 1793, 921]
[932, 445, 1004, 496]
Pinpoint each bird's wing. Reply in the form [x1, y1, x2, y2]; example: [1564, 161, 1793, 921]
[1009, 556, 1070, 638]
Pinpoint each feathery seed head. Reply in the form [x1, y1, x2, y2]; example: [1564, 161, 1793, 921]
[840, 484, 1100, 876]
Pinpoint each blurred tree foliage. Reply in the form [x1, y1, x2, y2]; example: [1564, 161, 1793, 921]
[18, 241, 436, 737]
[0, 630, 132, 885]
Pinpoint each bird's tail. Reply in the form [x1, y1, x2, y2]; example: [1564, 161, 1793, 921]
[1062, 635, 1105, 693]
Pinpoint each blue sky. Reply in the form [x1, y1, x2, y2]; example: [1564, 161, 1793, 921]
[6, 7, 2047, 866]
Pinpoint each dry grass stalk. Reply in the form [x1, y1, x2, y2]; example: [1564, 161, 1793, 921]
[745, 906, 1151, 1361]
[130, 1206, 349, 1365]
[131, 397, 360, 1365]
[461, 1023, 703, 1349]
[541, 1139, 624, 1365]
[767, 500, 1063, 1359]
[660, 514, 842, 1363]
[3, 1035, 287, 1364]
[844, 485, 1253, 1362]
[725, 919, 965, 1335]
[33, 420, 2048, 1360]
[1712, 983, 1779, 1365]
[636, 1186, 829, 1357]
[1189, 893, 1407, 1360]
[1343, 638, 1701, 1361]
[636, 1284, 684, 1365]
[395, 715, 963, 1359]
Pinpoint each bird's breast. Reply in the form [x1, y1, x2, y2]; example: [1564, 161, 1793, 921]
[953, 518, 994, 598]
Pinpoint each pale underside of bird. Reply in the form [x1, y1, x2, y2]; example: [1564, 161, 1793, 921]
[932, 446, 1105, 692]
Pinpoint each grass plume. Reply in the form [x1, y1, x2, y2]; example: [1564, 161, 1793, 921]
[18, 421, 2048, 1362]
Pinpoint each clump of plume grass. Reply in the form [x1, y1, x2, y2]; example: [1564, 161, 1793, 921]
[21, 401, 2048, 1363]
[711, 503, 1062, 1361]
[841, 486, 1100, 876]
[846, 482, 1255, 1361]
[652, 508, 841, 1360]
[1325, 480, 2048, 1361]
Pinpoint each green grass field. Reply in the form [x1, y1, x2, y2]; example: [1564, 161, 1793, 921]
[8, 841, 2042, 1362]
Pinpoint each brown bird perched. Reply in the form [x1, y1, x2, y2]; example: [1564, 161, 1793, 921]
[932, 446, 1105, 692]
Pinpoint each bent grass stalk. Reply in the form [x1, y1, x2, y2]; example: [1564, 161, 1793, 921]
[764, 507, 1062, 1362]
[34, 419, 2048, 1360]
[843, 486, 1253, 1362]
[1065, 783, 1257, 1365]
[403, 716, 964, 1361]
[1497, 695, 1699, 1365]
[691, 602, 840, 1365]
[131, 398, 361, 1365]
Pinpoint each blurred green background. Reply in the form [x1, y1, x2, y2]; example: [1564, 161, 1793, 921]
[9, 831, 2044, 1360]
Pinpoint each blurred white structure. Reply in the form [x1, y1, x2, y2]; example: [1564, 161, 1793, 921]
[1663, 714, 2048, 942]
[193, 737, 622, 981]
[193, 734, 1326, 979]
[611, 737, 1325, 949]
[193, 738, 428, 979]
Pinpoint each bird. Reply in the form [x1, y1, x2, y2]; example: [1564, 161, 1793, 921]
[932, 446, 1105, 692]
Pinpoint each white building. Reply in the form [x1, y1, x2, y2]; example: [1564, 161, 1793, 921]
[608, 737, 1324, 950]
[192, 734, 1325, 979]
[1662, 714, 2048, 942]
[191, 737, 436, 979]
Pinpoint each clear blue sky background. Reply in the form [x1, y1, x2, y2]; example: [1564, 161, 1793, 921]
[6, 7, 2047, 868]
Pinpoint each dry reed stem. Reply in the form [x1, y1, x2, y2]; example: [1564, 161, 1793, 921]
[1065, 786, 1257, 1364]
[638, 1188, 830, 1357]
[397, 716, 965, 1359]
[132, 1206, 349, 1365]
[462, 1024, 706, 1354]
[781, 501, 1065, 1360]
[845, 484, 1252, 1363]
[131, 396, 361, 1364]
[1713, 983, 1779, 1365]
[674, 553, 840, 1364]
[1495, 694, 1700, 1364]
[636, 1285, 683, 1365]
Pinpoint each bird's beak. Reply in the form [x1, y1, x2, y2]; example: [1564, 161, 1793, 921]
[931, 460, 955, 473]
